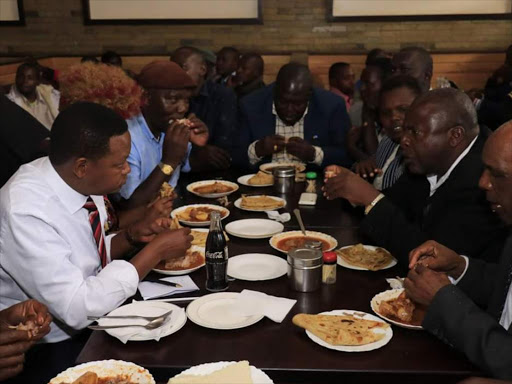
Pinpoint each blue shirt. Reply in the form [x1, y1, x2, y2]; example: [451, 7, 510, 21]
[120, 114, 191, 199]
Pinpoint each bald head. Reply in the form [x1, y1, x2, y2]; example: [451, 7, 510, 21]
[276, 63, 313, 95]
[170, 46, 207, 91]
[392, 47, 433, 93]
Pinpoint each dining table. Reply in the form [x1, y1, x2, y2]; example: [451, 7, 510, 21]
[76, 169, 480, 384]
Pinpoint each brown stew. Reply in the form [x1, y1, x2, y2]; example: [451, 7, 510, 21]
[276, 236, 331, 252]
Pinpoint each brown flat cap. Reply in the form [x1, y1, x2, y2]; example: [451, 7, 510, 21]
[137, 60, 196, 89]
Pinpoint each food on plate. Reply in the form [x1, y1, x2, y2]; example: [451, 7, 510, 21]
[248, 171, 274, 186]
[192, 182, 234, 195]
[378, 291, 426, 326]
[170, 217, 182, 230]
[276, 236, 331, 252]
[159, 182, 174, 199]
[176, 206, 226, 222]
[168, 361, 253, 383]
[240, 195, 284, 210]
[59, 371, 137, 384]
[336, 244, 393, 271]
[190, 230, 228, 246]
[157, 249, 205, 271]
[292, 313, 389, 346]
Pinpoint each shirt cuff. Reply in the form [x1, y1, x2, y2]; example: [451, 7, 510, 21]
[248, 140, 263, 165]
[311, 146, 324, 166]
[448, 255, 469, 285]
[98, 259, 139, 297]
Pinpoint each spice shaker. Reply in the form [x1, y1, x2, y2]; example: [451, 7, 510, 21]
[287, 247, 323, 292]
[322, 251, 337, 284]
[273, 166, 295, 194]
[305, 172, 317, 193]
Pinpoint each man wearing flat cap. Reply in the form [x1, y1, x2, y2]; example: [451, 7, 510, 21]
[119, 61, 209, 207]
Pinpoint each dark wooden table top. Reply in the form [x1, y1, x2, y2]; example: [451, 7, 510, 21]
[77, 171, 478, 383]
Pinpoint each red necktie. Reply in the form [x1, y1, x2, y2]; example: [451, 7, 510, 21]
[83, 197, 107, 268]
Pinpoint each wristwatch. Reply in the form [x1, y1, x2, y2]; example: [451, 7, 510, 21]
[158, 161, 174, 176]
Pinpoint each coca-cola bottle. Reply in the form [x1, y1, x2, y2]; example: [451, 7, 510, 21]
[205, 211, 228, 292]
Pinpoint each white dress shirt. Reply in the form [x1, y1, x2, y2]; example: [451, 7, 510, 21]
[247, 103, 324, 166]
[0, 157, 139, 343]
[427, 135, 478, 197]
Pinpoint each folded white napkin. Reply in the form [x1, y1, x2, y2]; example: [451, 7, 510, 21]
[266, 211, 291, 223]
[386, 277, 404, 290]
[233, 289, 296, 323]
[138, 276, 199, 300]
[112, 307, 185, 344]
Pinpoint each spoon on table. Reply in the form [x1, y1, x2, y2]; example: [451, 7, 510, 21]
[88, 311, 173, 330]
[293, 208, 307, 237]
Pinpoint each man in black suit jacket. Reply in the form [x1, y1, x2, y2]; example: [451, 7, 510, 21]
[323, 88, 507, 265]
[405, 120, 512, 380]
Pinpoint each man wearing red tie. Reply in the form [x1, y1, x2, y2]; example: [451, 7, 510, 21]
[0, 102, 193, 383]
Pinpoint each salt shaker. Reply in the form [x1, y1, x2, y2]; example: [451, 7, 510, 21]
[273, 166, 295, 194]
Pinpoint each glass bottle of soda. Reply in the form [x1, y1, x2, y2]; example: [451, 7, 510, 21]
[205, 211, 229, 292]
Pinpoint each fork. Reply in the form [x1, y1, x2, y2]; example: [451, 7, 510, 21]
[87, 311, 173, 331]
[87, 309, 173, 322]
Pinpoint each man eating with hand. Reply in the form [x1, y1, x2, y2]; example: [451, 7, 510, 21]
[404, 120, 512, 380]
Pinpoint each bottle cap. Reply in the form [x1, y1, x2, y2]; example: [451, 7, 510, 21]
[306, 171, 317, 180]
[323, 251, 337, 263]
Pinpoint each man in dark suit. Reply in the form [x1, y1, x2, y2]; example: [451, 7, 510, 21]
[323, 88, 507, 265]
[233, 63, 352, 170]
[0, 95, 49, 187]
[405, 120, 512, 380]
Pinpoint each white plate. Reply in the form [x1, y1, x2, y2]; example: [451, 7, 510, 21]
[269, 230, 338, 253]
[186, 292, 264, 330]
[225, 219, 284, 239]
[237, 174, 274, 187]
[304, 310, 393, 352]
[152, 246, 205, 276]
[187, 180, 239, 198]
[50, 360, 155, 384]
[336, 245, 397, 271]
[170, 361, 273, 383]
[171, 204, 230, 227]
[371, 289, 424, 330]
[227, 253, 288, 281]
[259, 162, 306, 174]
[234, 196, 286, 212]
[97, 301, 187, 342]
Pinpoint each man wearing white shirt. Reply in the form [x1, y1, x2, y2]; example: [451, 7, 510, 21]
[405, 120, 512, 380]
[323, 89, 507, 266]
[0, 102, 193, 383]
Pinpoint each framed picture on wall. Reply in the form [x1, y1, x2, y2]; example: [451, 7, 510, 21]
[328, 0, 512, 21]
[83, 0, 262, 25]
[0, 0, 25, 26]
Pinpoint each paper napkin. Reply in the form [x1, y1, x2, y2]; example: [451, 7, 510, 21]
[138, 276, 199, 300]
[233, 289, 296, 323]
[266, 210, 291, 223]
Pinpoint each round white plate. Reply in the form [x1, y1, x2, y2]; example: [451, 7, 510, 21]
[336, 245, 397, 271]
[305, 310, 393, 352]
[171, 204, 230, 227]
[50, 360, 155, 384]
[371, 289, 423, 330]
[97, 301, 187, 342]
[225, 219, 284, 239]
[259, 162, 306, 174]
[227, 253, 288, 281]
[269, 230, 338, 254]
[234, 196, 286, 212]
[152, 246, 205, 276]
[170, 361, 273, 383]
[186, 292, 264, 330]
[237, 174, 274, 187]
[187, 180, 239, 198]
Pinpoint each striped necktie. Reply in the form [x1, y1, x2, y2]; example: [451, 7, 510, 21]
[83, 197, 107, 268]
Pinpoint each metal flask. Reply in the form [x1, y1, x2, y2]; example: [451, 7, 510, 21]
[273, 166, 295, 194]
[287, 247, 323, 292]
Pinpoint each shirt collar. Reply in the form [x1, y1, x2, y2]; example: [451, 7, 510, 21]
[272, 102, 309, 125]
[427, 135, 478, 196]
[42, 157, 89, 214]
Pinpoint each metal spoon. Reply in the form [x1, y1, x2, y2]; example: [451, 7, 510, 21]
[293, 208, 307, 237]
[88, 311, 173, 331]
[87, 309, 173, 322]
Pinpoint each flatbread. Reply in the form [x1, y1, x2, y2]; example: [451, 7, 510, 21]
[336, 244, 393, 271]
[248, 171, 274, 186]
[193, 182, 233, 195]
[292, 313, 389, 346]
[240, 195, 284, 210]
[168, 361, 253, 384]
[160, 182, 174, 199]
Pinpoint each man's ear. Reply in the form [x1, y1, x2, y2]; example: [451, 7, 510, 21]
[200, 63, 207, 78]
[73, 157, 88, 179]
[449, 126, 465, 147]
